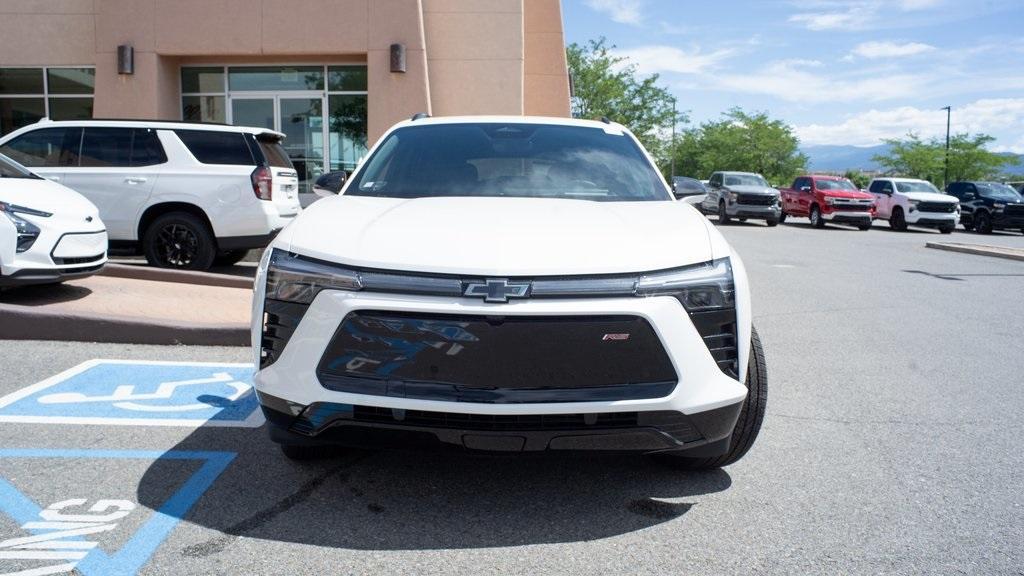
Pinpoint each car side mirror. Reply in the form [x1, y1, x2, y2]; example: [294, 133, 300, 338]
[313, 170, 347, 196]
[963, 192, 976, 200]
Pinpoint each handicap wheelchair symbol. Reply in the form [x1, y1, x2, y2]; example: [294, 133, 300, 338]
[0, 360, 263, 427]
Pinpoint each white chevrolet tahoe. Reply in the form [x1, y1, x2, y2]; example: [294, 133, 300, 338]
[0, 119, 301, 269]
[867, 177, 959, 233]
[252, 116, 767, 470]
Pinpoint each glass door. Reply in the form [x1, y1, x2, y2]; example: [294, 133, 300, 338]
[278, 97, 324, 195]
[230, 97, 274, 130]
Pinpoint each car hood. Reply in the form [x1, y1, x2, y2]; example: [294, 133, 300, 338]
[284, 196, 715, 276]
[901, 191, 956, 203]
[819, 189, 874, 200]
[0, 176, 100, 217]
[724, 185, 778, 195]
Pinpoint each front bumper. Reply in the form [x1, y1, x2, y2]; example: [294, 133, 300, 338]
[0, 263, 105, 287]
[905, 210, 957, 226]
[726, 204, 781, 220]
[260, 392, 743, 454]
[822, 209, 872, 223]
[992, 212, 1024, 228]
[253, 290, 750, 453]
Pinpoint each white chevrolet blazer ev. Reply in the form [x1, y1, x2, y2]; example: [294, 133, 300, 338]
[0, 152, 107, 288]
[251, 116, 767, 470]
[0, 119, 301, 270]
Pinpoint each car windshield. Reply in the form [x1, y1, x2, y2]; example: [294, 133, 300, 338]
[724, 174, 768, 187]
[675, 178, 704, 191]
[976, 182, 1023, 202]
[0, 153, 40, 179]
[347, 123, 669, 201]
[816, 179, 858, 191]
[895, 181, 940, 194]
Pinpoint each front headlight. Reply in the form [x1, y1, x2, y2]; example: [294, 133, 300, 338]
[265, 249, 362, 304]
[994, 202, 1006, 212]
[635, 258, 734, 312]
[824, 196, 837, 205]
[0, 202, 50, 253]
[908, 199, 920, 211]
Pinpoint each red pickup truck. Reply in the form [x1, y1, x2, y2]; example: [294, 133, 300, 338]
[779, 175, 875, 230]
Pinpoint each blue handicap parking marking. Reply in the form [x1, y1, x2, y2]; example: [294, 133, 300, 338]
[0, 360, 262, 427]
[0, 449, 234, 576]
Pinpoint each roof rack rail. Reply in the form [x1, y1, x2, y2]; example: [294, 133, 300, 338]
[600, 116, 612, 124]
[83, 118, 233, 127]
[411, 112, 430, 121]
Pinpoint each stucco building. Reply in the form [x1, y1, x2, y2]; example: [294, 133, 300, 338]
[0, 0, 570, 179]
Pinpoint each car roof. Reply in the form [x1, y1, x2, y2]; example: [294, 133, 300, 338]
[718, 171, 761, 176]
[389, 115, 630, 134]
[810, 174, 845, 180]
[21, 118, 285, 138]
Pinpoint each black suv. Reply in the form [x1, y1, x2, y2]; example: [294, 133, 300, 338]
[946, 181, 1024, 234]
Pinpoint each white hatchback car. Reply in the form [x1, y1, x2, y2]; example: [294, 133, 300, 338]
[0, 119, 301, 269]
[0, 153, 107, 287]
[867, 177, 959, 233]
[252, 116, 767, 470]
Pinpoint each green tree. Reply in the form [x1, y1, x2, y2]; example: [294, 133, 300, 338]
[843, 170, 871, 189]
[670, 108, 808, 184]
[872, 132, 1018, 186]
[566, 38, 682, 165]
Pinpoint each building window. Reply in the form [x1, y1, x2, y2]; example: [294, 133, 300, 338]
[181, 64, 368, 188]
[0, 67, 95, 136]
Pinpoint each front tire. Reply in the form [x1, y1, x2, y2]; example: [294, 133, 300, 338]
[938, 224, 955, 234]
[778, 212, 787, 223]
[809, 204, 825, 228]
[974, 211, 993, 234]
[765, 218, 778, 227]
[857, 222, 872, 231]
[889, 207, 908, 231]
[142, 212, 216, 270]
[718, 201, 732, 224]
[653, 327, 767, 471]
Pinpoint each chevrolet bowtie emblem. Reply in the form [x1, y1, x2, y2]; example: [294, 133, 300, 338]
[464, 278, 530, 303]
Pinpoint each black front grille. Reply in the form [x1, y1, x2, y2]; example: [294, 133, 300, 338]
[316, 311, 678, 403]
[53, 254, 104, 266]
[59, 263, 104, 274]
[260, 299, 309, 369]
[1005, 204, 1024, 216]
[736, 193, 777, 206]
[689, 308, 738, 378]
[917, 201, 957, 213]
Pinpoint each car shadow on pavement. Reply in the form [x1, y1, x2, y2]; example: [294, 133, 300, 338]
[0, 282, 92, 305]
[137, 424, 731, 553]
[781, 222, 860, 232]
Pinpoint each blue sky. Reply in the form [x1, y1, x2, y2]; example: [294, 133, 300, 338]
[562, 0, 1024, 151]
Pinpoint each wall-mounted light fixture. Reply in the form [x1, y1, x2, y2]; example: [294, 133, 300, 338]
[390, 43, 406, 73]
[117, 45, 134, 75]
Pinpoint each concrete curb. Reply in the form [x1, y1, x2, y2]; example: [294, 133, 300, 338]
[99, 263, 254, 289]
[0, 304, 249, 346]
[925, 242, 1024, 263]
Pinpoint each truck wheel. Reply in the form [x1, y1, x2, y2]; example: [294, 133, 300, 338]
[778, 212, 787, 224]
[765, 218, 779, 227]
[809, 205, 825, 228]
[938, 225, 955, 234]
[213, 249, 250, 267]
[974, 211, 993, 234]
[652, 327, 767, 471]
[889, 207, 908, 231]
[857, 223, 872, 231]
[142, 212, 216, 270]
[718, 201, 731, 224]
[961, 218, 973, 231]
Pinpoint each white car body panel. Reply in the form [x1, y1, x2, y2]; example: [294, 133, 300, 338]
[869, 177, 959, 225]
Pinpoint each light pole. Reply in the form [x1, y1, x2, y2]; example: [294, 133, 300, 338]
[941, 106, 951, 188]
[670, 97, 677, 180]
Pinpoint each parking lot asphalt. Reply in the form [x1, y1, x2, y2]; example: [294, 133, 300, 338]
[1, 218, 1022, 575]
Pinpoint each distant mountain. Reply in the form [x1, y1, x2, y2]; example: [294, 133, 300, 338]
[801, 144, 1024, 174]
[801, 144, 889, 172]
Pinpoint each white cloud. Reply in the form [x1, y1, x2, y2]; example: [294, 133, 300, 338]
[707, 59, 929, 104]
[794, 98, 1024, 146]
[788, 11, 863, 30]
[898, 0, 942, 10]
[584, 0, 645, 25]
[613, 45, 735, 75]
[851, 40, 936, 58]
[788, 0, 944, 31]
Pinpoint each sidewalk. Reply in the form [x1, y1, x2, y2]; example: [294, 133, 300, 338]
[0, 274, 252, 346]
